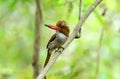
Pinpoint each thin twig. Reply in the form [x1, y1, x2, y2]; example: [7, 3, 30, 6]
[95, 27, 104, 79]
[79, 0, 82, 20]
[94, 10, 104, 79]
[33, 0, 42, 79]
[36, 0, 102, 79]
[75, 0, 82, 38]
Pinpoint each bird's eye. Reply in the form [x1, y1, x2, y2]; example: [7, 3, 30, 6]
[60, 25, 63, 28]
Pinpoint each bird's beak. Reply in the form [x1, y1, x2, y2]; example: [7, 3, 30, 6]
[44, 24, 60, 31]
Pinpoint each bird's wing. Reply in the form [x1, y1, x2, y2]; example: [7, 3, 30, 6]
[46, 34, 56, 49]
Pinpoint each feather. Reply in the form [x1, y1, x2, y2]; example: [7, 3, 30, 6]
[46, 34, 56, 49]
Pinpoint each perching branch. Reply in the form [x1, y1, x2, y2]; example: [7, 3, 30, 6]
[37, 0, 102, 79]
[33, 0, 42, 79]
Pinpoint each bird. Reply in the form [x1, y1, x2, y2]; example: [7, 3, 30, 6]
[44, 20, 70, 79]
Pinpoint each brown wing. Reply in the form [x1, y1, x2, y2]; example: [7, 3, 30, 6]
[46, 34, 56, 49]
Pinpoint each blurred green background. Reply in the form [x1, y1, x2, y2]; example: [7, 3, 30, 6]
[0, 0, 120, 79]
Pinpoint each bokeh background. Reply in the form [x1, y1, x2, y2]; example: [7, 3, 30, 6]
[0, 0, 120, 79]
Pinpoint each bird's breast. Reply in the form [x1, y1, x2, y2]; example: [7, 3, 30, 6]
[56, 32, 67, 42]
[47, 32, 68, 49]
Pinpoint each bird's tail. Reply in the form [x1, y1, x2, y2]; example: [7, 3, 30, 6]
[44, 49, 52, 79]
[44, 49, 52, 67]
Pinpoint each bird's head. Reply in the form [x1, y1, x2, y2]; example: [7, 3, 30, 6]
[45, 20, 70, 36]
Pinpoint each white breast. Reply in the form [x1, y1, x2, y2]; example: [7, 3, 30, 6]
[56, 31, 67, 42]
[47, 31, 68, 49]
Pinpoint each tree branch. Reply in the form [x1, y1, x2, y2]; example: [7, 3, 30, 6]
[33, 0, 42, 79]
[79, 0, 82, 20]
[63, 0, 102, 48]
[75, 0, 82, 38]
[37, 0, 102, 79]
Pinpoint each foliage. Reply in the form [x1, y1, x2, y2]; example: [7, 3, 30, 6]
[0, 0, 120, 79]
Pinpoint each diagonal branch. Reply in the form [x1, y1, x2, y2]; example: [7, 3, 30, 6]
[37, 0, 102, 79]
[63, 0, 102, 48]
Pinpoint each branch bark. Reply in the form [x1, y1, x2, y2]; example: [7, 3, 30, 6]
[75, 0, 82, 38]
[37, 0, 102, 79]
[79, 0, 82, 20]
[33, 0, 42, 79]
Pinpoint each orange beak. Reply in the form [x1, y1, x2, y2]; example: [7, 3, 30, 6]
[45, 24, 60, 31]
